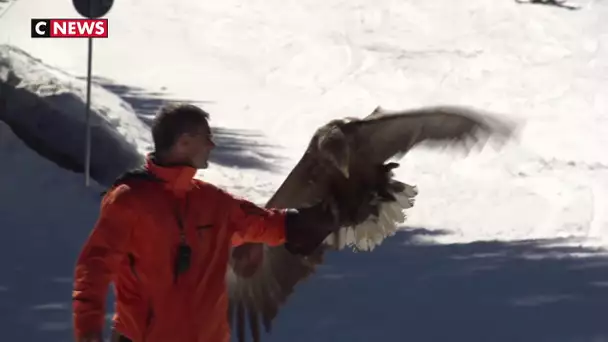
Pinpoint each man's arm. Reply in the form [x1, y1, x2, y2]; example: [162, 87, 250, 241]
[225, 192, 341, 255]
[72, 185, 136, 341]
[227, 195, 288, 247]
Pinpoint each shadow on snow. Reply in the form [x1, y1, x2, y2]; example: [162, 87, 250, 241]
[263, 228, 608, 342]
[514, 0, 581, 10]
[2, 226, 607, 342]
[87, 76, 286, 172]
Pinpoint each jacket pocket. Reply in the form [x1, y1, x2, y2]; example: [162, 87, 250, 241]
[196, 224, 214, 240]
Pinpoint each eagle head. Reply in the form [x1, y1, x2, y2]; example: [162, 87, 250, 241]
[317, 126, 350, 178]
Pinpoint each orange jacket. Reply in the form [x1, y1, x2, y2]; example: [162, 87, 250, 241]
[72, 158, 287, 342]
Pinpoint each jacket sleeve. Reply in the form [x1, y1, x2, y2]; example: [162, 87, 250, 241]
[72, 185, 137, 339]
[225, 193, 287, 247]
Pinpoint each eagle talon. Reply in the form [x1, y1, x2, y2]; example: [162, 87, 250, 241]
[384, 162, 400, 171]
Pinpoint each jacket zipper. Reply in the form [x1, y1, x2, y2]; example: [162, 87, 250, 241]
[127, 253, 140, 281]
[173, 194, 190, 284]
[143, 300, 155, 341]
[141, 193, 188, 340]
[127, 253, 153, 341]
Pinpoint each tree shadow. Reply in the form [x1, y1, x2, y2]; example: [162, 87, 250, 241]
[263, 228, 608, 342]
[88, 76, 286, 172]
[86, 76, 210, 118]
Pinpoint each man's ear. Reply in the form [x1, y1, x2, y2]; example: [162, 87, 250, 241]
[173, 133, 190, 151]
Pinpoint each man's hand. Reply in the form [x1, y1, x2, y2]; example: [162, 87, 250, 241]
[283, 203, 336, 256]
[283, 194, 379, 256]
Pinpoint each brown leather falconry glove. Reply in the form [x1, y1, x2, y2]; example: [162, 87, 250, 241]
[283, 198, 377, 256]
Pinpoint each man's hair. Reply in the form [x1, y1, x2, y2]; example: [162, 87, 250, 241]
[151, 103, 210, 153]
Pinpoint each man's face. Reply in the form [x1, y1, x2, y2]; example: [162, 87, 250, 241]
[176, 123, 216, 169]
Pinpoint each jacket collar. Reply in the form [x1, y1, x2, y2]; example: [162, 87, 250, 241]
[144, 154, 197, 197]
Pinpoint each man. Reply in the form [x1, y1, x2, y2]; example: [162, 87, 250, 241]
[72, 103, 371, 342]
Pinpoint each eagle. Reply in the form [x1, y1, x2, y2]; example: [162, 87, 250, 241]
[226, 104, 516, 342]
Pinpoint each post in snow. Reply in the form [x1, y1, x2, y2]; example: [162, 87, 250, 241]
[72, 0, 114, 187]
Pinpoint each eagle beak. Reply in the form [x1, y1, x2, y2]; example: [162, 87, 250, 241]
[340, 165, 350, 178]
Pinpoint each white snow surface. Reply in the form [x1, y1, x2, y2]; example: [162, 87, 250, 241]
[1, 0, 608, 341]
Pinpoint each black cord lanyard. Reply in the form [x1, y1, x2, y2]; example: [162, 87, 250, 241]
[174, 196, 189, 242]
[173, 194, 191, 283]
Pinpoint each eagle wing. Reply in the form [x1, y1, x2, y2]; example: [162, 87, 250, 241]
[350, 105, 516, 164]
[225, 104, 517, 342]
[226, 145, 340, 342]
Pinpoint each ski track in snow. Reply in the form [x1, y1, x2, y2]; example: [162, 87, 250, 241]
[0, 0, 16, 20]
[1, 0, 608, 341]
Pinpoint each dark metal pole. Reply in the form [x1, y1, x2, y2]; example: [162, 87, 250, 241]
[84, 36, 93, 187]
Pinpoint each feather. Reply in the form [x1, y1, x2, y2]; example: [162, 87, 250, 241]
[352, 104, 516, 164]
[226, 104, 517, 341]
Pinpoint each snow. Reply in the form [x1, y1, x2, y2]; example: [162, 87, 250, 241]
[0, 120, 105, 340]
[1, 0, 608, 340]
[0, 45, 150, 185]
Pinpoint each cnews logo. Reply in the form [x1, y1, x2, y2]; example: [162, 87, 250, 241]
[31, 19, 108, 38]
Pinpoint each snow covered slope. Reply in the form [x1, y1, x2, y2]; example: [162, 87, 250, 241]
[1, 0, 606, 243]
[0, 44, 149, 186]
[0, 120, 106, 341]
[0, 0, 608, 340]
